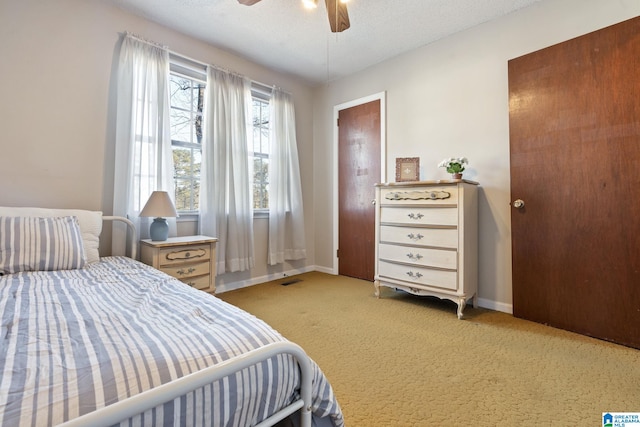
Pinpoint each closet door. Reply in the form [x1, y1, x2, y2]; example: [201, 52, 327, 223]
[508, 16, 640, 348]
[338, 100, 381, 281]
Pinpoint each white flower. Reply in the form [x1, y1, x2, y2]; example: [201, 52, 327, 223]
[438, 157, 468, 174]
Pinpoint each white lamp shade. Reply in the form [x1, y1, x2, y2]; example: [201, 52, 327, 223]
[139, 191, 178, 218]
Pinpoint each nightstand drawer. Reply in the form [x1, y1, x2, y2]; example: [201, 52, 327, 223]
[178, 274, 211, 291]
[140, 235, 218, 293]
[158, 244, 211, 267]
[160, 260, 210, 279]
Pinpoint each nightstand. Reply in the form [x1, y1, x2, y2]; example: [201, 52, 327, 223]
[140, 235, 218, 293]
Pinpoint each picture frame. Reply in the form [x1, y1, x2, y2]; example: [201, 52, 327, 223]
[395, 157, 420, 182]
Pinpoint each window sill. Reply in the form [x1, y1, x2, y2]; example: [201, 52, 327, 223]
[254, 210, 269, 219]
[176, 213, 199, 222]
[176, 212, 269, 220]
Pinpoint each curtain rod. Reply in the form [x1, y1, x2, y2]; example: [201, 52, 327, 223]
[124, 31, 168, 49]
[122, 31, 290, 96]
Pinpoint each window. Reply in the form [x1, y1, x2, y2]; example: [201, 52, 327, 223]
[250, 94, 270, 210]
[169, 67, 205, 213]
[168, 57, 270, 213]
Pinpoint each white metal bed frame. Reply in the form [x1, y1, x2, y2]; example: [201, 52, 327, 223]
[58, 216, 313, 427]
[59, 342, 313, 427]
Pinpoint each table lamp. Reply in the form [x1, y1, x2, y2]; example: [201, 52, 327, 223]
[139, 191, 178, 241]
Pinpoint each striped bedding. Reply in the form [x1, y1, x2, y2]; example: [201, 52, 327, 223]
[0, 256, 343, 427]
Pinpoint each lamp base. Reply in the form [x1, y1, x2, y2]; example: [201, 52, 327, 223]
[149, 217, 169, 241]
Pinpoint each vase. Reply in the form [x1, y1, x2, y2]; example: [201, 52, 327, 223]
[452, 173, 463, 180]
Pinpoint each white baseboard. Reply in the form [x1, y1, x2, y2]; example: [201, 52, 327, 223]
[216, 267, 513, 315]
[215, 265, 318, 294]
[312, 265, 335, 275]
[476, 297, 513, 314]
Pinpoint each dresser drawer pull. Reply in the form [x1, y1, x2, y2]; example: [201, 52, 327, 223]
[407, 213, 424, 220]
[407, 233, 424, 241]
[166, 248, 206, 261]
[176, 267, 196, 276]
[406, 253, 423, 261]
[407, 271, 423, 279]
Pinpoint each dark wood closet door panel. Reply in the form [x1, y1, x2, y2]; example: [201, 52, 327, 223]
[338, 100, 381, 281]
[509, 16, 640, 348]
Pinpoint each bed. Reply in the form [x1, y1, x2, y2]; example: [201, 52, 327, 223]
[0, 208, 344, 427]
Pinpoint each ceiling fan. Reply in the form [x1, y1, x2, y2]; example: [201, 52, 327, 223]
[237, 0, 350, 33]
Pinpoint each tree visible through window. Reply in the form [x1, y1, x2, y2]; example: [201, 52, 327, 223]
[169, 63, 270, 213]
[251, 97, 270, 210]
[170, 73, 204, 212]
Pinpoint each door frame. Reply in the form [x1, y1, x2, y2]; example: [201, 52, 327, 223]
[332, 92, 387, 274]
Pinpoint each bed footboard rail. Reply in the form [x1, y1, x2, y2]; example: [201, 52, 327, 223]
[58, 341, 313, 427]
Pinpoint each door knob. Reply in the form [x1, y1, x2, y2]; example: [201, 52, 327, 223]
[512, 199, 525, 209]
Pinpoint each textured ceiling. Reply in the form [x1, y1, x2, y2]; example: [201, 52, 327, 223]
[99, 0, 542, 84]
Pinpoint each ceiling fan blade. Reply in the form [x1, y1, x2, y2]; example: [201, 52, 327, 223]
[324, 0, 350, 33]
[237, 0, 262, 5]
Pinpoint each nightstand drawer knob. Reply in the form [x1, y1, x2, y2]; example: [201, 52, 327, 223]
[176, 267, 196, 276]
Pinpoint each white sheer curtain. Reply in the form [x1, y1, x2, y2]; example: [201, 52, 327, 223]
[112, 34, 176, 256]
[199, 67, 254, 273]
[268, 89, 307, 265]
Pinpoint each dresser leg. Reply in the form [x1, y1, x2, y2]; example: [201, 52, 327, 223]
[374, 280, 381, 298]
[457, 298, 466, 319]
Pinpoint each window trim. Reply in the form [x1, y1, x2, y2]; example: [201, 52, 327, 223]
[250, 93, 271, 212]
[169, 64, 205, 214]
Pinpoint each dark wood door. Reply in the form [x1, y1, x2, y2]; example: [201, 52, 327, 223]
[338, 100, 381, 281]
[508, 17, 640, 348]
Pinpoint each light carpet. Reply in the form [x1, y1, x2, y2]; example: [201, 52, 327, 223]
[217, 272, 639, 426]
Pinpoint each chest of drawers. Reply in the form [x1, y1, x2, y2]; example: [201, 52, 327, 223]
[140, 235, 218, 293]
[374, 181, 478, 318]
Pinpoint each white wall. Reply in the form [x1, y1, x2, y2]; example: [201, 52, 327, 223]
[0, 0, 317, 291]
[313, 0, 640, 312]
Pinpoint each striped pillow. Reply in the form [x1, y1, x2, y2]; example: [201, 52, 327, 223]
[0, 216, 86, 274]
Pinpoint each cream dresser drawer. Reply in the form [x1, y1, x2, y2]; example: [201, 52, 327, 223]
[378, 243, 457, 270]
[380, 206, 458, 226]
[379, 225, 458, 249]
[374, 181, 478, 319]
[140, 235, 218, 293]
[380, 186, 458, 205]
[378, 260, 458, 291]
